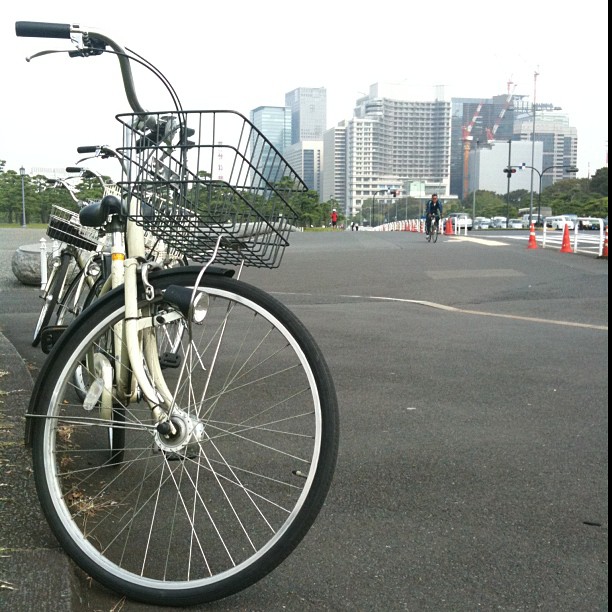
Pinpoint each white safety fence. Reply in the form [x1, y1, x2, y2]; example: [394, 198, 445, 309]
[541, 217, 607, 257]
[364, 216, 607, 259]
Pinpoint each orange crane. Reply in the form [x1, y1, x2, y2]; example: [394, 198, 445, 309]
[462, 102, 483, 198]
[486, 80, 517, 144]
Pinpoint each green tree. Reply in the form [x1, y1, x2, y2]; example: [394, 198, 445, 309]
[589, 167, 608, 197]
[0, 170, 22, 223]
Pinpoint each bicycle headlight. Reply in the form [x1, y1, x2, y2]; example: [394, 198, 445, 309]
[87, 262, 101, 278]
[163, 285, 208, 324]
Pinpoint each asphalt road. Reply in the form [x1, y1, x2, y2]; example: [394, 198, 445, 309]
[0, 227, 608, 611]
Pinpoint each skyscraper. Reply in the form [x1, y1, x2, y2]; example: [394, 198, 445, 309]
[327, 83, 452, 218]
[249, 106, 292, 187]
[284, 88, 327, 144]
[249, 106, 292, 153]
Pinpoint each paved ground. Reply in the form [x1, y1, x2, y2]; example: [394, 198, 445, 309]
[0, 227, 608, 611]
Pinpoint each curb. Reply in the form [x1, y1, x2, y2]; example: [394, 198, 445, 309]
[0, 332, 81, 611]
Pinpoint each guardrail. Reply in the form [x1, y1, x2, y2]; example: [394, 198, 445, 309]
[541, 217, 606, 257]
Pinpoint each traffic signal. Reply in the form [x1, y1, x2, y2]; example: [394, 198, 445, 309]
[503, 167, 517, 177]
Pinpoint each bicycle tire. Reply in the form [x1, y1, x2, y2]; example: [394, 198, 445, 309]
[55, 267, 105, 327]
[28, 265, 339, 606]
[432, 221, 439, 243]
[32, 254, 74, 347]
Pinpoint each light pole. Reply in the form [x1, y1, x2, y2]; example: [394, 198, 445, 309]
[19, 166, 27, 228]
[471, 139, 479, 221]
[513, 164, 579, 222]
[505, 139, 512, 228]
[529, 71, 539, 222]
[370, 189, 385, 227]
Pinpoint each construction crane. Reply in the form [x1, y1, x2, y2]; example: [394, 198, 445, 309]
[462, 102, 483, 198]
[485, 80, 517, 144]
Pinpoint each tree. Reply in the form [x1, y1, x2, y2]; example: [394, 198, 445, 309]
[0, 170, 22, 223]
[589, 167, 608, 197]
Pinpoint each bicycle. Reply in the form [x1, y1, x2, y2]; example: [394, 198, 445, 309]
[425, 213, 440, 243]
[17, 20, 339, 607]
[32, 171, 110, 350]
[34, 159, 188, 353]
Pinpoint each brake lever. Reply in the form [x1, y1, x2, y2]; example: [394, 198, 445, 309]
[26, 33, 106, 62]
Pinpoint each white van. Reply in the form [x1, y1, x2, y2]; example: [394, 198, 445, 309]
[521, 214, 545, 228]
[546, 215, 575, 230]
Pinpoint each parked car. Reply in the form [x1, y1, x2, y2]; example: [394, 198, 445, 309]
[490, 216, 507, 229]
[446, 213, 473, 230]
[507, 218, 523, 229]
[473, 216, 491, 230]
[546, 215, 576, 230]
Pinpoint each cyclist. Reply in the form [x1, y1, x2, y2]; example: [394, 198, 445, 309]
[425, 194, 443, 235]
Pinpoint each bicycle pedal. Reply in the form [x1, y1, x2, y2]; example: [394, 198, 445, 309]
[159, 352, 181, 369]
[40, 326, 68, 354]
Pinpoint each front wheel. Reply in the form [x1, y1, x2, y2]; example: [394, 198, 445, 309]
[432, 221, 439, 243]
[28, 267, 339, 606]
[32, 255, 73, 347]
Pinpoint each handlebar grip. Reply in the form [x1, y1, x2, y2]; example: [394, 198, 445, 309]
[77, 146, 99, 154]
[15, 21, 72, 39]
[65, 167, 82, 173]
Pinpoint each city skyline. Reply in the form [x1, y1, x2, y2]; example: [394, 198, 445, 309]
[2, 1, 607, 179]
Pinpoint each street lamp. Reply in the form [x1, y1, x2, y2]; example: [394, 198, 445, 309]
[505, 139, 512, 228]
[529, 71, 539, 222]
[471, 139, 480, 221]
[19, 166, 26, 228]
[513, 164, 578, 223]
[370, 189, 386, 227]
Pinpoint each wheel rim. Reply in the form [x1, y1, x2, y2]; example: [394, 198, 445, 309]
[34, 279, 335, 600]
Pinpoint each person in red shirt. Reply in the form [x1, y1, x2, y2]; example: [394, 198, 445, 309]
[331, 208, 338, 230]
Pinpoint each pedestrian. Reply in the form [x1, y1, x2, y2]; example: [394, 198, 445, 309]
[331, 208, 338, 230]
[351, 222, 355, 231]
[355, 222, 359, 231]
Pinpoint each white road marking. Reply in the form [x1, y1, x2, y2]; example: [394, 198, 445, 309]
[365, 296, 608, 331]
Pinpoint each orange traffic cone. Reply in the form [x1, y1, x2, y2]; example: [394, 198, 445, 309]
[560, 223, 573, 253]
[445, 218, 453, 235]
[527, 223, 538, 249]
[600, 225, 608, 259]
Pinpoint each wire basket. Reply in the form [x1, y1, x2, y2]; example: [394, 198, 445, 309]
[115, 110, 307, 268]
[47, 205, 100, 251]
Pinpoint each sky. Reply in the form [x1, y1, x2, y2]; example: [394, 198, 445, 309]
[1, 1, 608, 180]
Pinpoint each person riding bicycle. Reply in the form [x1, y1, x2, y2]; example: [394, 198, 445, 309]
[425, 194, 443, 234]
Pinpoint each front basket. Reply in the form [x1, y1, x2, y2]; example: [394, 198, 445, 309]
[116, 110, 307, 268]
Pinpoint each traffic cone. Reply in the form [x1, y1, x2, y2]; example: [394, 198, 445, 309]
[445, 218, 453, 235]
[600, 225, 608, 259]
[560, 223, 573, 253]
[527, 223, 538, 249]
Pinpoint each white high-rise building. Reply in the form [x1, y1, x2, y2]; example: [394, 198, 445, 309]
[322, 122, 347, 209]
[326, 83, 452, 218]
[469, 140, 543, 194]
[284, 140, 323, 194]
[514, 112, 578, 188]
[285, 88, 327, 144]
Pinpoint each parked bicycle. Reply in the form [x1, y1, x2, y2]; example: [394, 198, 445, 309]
[17, 20, 339, 607]
[34, 159, 187, 353]
[32, 170, 111, 350]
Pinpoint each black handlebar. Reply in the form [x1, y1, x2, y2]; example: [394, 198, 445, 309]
[15, 20, 146, 114]
[15, 21, 72, 39]
[77, 146, 99, 154]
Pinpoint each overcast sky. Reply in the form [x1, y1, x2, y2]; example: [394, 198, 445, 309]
[2, 1, 608, 180]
